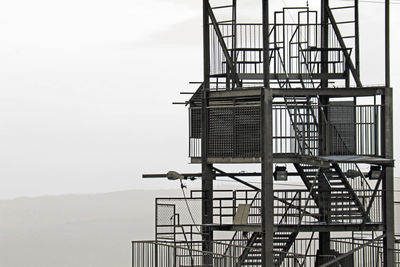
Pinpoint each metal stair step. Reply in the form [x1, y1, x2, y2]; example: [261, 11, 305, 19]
[329, 210, 360, 216]
[331, 215, 363, 219]
[330, 204, 359, 208]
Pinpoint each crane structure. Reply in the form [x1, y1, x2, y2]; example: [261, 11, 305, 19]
[133, 0, 398, 266]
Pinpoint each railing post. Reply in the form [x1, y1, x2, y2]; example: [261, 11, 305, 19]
[233, 190, 236, 224]
[133, 242, 135, 267]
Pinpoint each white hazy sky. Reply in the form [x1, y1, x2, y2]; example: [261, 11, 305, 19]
[0, 0, 399, 199]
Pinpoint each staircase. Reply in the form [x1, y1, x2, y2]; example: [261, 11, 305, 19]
[236, 231, 298, 266]
[294, 163, 369, 223]
[284, 96, 319, 156]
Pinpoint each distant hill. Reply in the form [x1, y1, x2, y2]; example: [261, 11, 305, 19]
[0, 189, 398, 267]
[0, 190, 178, 267]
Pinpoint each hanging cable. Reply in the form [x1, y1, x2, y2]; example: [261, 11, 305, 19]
[179, 180, 200, 233]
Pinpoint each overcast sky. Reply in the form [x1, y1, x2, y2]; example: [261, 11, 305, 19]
[0, 0, 399, 199]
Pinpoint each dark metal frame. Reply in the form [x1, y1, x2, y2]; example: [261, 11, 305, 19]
[133, 0, 395, 266]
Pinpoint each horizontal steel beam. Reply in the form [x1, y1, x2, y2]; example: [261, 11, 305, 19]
[237, 73, 346, 80]
[207, 86, 386, 99]
[191, 155, 330, 167]
[143, 172, 298, 178]
[272, 87, 386, 97]
[209, 223, 384, 232]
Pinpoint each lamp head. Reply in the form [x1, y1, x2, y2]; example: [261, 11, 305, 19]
[274, 166, 288, 181]
[167, 171, 185, 180]
[368, 166, 381, 180]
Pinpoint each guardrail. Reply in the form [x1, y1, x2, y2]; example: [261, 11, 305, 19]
[132, 240, 239, 267]
[209, 23, 345, 80]
[189, 103, 382, 159]
[133, 238, 399, 267]
[156, 189, 383, 234]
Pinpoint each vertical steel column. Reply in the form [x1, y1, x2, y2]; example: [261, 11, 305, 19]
[319, 0, 330, 155]
[321, 0, 329, 89]
[318, 0, 331, 264]
[355, 0, 360, 77]
[232, 0, 237, 89]
[202, 1, 214, 266]
[382, 87, 394, 266]
[203, 0, 210, 90]
[383, 2, 394, 264]
[261, 0, 274, 266]
[385, 0, 390, 88]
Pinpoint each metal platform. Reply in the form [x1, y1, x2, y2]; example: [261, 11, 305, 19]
[191, 154, 394, 166]
[132, 0, 396, 265]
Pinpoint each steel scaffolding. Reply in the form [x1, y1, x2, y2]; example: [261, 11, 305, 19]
[133, 0, 397, 266]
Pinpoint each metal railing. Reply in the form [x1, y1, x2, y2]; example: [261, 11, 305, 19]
[209, 23, 346, 83]
[156, 189, 383, 235]
[189, 103, 382, 159]
[132, 240, 239, 267]
[133, 237, 399, 266]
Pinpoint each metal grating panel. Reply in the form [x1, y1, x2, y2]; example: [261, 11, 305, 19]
[189, 108, 201, 138]
[234, 106, 261, 158]
[207, 106, 261, 158]
[328, 101, 356, 154]
[208, 107, 235, 158]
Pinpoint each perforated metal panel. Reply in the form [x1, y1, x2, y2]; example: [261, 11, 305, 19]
[234, 106, 261, 158]
[328, 101, 356, 154]
[189, 108, 201, 138]
[207, 105, 261, 158]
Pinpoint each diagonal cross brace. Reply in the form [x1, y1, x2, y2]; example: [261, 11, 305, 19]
[362, 171, 383, 225]
[320, 234, 385, 267]
[207, 3, 242, 88]
[326, 7, 362, 87]
[213, 167, 259, 191]
[213, 166, 319, 220]
[235, 232, 260, 267]
[332, 163, 370, 222]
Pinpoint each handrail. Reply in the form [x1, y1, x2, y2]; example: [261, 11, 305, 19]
[207, 3, 241, 88]
[320, 234, 385, 267]
[300, 232, 315, 267]
[326, 7, 362, 87]
[275, 48, 318, 156]
[355, 163, 372, 190]
[133, 240, 239, 261]
[297, 168, 320, 228]
[278, 191, 299, 224]
[222, 191, 260, 256]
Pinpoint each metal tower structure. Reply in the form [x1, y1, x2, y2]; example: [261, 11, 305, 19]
[133, 0, 399, 266]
